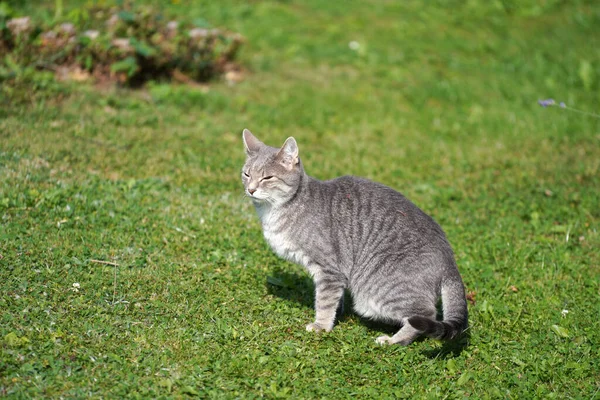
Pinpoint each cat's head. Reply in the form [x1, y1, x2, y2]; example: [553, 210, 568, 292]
[241, 129, 303, 205]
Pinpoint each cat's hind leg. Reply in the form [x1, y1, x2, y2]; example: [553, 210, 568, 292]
[375, 318, 422, 346]
[375, 301, 437, 345]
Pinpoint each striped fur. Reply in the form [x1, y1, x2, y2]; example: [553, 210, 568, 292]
[241, 129, 468, 345]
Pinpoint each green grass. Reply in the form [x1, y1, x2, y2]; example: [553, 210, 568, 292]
[1, 0, 599, 398]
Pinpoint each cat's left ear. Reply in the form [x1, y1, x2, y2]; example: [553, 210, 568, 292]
[277, 137, 299, 170]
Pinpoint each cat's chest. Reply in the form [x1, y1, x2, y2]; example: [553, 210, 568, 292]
[263, 226, 310, 267]
[259, 209, 310, 267]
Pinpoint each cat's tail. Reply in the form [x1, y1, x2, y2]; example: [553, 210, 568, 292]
[407, 278, 468, 340]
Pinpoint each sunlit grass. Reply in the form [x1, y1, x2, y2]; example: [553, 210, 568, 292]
[1, 0, 599, 398]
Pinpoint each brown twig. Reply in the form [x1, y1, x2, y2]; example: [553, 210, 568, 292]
[90, 259, 120, 266]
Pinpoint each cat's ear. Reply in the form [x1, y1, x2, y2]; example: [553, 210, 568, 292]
[276, 137, 299, 170]
[242, 129, 264, 154]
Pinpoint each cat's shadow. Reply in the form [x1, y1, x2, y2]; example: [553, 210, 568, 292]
[266, 268, 315, 310]
[266, 268, 469, 359]
[420, 332, 470, 359]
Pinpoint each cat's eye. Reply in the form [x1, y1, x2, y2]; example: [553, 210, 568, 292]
[242, 172, 250, 178]
[261, 176, 274, 181]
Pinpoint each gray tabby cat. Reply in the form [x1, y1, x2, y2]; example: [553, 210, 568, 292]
[241, 129, 468, 345]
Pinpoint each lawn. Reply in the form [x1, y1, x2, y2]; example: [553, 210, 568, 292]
[1, 0, 599, 398]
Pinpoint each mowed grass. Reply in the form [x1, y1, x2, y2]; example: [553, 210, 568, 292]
[1, 0, 599, 398]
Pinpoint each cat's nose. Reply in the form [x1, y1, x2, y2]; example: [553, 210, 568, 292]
[248, 188, 257, 195]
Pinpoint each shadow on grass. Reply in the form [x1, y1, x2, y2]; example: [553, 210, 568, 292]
[421, 331, 471, 359]
[357, 317, 402, 335]
[266, 268, 314, 309]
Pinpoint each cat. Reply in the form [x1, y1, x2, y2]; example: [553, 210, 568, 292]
[241, 129, 468, 345]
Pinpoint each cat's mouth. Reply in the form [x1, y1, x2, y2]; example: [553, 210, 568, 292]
[246, 190, 266, 201]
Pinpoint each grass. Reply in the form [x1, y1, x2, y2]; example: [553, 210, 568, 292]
[1, 0, 599, 398]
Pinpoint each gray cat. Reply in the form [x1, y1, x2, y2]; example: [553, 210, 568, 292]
[241, 129, 468, 345]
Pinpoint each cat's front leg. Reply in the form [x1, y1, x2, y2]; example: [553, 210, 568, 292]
[306, 270, 345, 333]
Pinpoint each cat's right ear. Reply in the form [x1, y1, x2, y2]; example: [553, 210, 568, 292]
[242, 129, 264, 155]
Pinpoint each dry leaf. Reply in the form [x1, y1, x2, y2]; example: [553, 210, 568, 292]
[466, 290, 476, 305]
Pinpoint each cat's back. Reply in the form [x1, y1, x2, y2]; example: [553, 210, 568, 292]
[320, 175, 425, 217]
[323, 175, 409, 203]
[315, 175, 448, 245]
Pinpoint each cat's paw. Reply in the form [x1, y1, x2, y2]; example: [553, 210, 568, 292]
[375, 335, 393, 345]
[306, 322, 330, 333]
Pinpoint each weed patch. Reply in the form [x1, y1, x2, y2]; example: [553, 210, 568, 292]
[0, 1, 243, 95]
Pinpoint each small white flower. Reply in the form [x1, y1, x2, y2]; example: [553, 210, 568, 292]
[561, 309, 569, 317]
[72, 282, 80, 292]
[106, 14, 119, 28]
[112, 38, 132, 51]
[189, 28, 209, 39]
[7, 17, 31, 35]
[348, 41, 360, 51]
[83, 30, 100, 40]
[59, 23, 75, 35]
[41, 30, 57, 40]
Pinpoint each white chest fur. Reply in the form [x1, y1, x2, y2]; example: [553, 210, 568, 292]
[256, 204, 311, 268]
